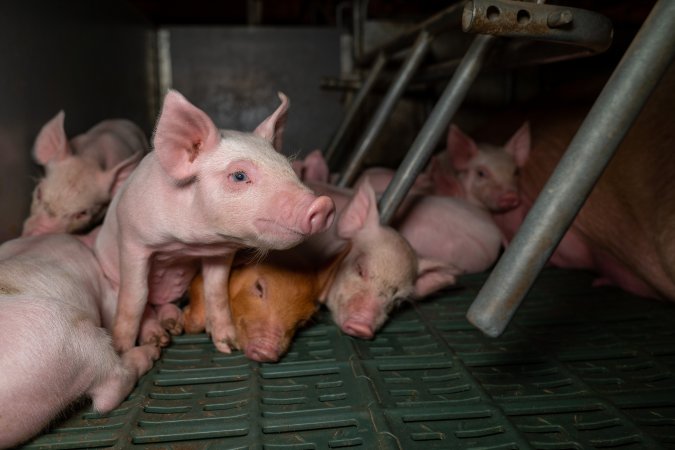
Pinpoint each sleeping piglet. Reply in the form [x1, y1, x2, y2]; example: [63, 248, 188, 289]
[23, 111, 147, 236]
[183, 249, 344, 362]
[93, 90, 335, 355]
[0, 232, 159, 449]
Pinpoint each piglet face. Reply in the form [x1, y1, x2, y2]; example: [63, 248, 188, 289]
[229, 261, 320, 362]
[23, 158, 108, 236]
[151, 90, 335, 250]
[327, 224, 418, 339]
[462, 145, 521, 213]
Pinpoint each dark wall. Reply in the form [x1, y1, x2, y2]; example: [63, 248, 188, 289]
[0, 1, 154, 241]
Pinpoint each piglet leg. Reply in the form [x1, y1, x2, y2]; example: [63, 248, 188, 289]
[113, 242, 151, 352]
[157, 302, 184, 336]
[139, 304, 171, 347]
[202, 254, 235, 353]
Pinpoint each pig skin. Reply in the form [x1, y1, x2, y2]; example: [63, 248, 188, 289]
[184, 249, 344, 362]
[93, 90, 335, 355]
[0, 233, 159, 449]
[23, 111, 147, 236]
[492, 63, 675, 301]
[295, 179, 458, 339]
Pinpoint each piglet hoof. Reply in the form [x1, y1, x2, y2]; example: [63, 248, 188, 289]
[213, 339, 233, 354]
[139, 320, 171, 348]
[183, 305, 206, 334]
[160, 317, 183, 336]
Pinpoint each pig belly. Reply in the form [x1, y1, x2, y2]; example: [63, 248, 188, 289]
[148, 258, 200, 305]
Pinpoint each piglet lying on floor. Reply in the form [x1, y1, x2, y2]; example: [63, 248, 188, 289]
[93, 90, 335, 354]
[0, 232, 159, 449]
[23, 111, 147, 236]
[183, 249, 345, 362]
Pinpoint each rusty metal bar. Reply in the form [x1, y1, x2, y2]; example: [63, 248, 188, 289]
[466, 0, 675, 338]
[378, 33, 496, 225]
[337, 31, 433, 188]
[324, 52, 387, 167]
[462, 0, 613, 54]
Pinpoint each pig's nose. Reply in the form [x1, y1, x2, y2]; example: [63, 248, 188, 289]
[497, 192, 519, 210]
[245, 343, 281, 363]
[303, 195, 335, 235]
[342, 321, 374, 340]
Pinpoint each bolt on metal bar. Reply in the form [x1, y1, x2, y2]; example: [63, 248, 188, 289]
[378, 33, 496, 225]
[324, 52, 387, 167]
[337, 31, 433, 188]
[462, 0, 613, 54]
[466, 0, 675, 338]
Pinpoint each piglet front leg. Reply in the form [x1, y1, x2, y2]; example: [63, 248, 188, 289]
[113, 242, 151, 353]
[202, 254, 236, 353]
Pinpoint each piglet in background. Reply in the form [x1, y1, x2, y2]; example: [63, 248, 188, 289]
[352, 121, 531, 213]
[22, 111, 147, 236]
[296, 179, 456, 339]
[184, 249, 344, 362]
[93, 90, 335, 355]
[0, 232, 159, 449]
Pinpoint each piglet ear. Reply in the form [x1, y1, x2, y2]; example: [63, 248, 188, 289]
[336, 178, 380, 239]
[299, 149, 330, 182]
[33, 110, 70, 165]
[447, 124, 479, 171]
[504, 121, 531, 168]
[413, 258, 460, 298]
[103, 150, 144, 197]
[152, 90, 220, 182]
[254, 92, 289, 153]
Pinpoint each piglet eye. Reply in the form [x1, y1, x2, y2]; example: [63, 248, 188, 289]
[36, 187, 43, 201]
[231, 171, 249, 182]
[477, 169, 486, 178]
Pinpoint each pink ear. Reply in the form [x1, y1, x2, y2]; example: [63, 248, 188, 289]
[103, 151, 144, 197]
[447, 124, 478, 171]
[303, 150, 330, 182]
[33, 110, 70, 165]
[253, 92, 289, 152]
[504, 121, 531, 168]
[336, 178, 380, 239]
[152, 90, 220, 182]
[414, 258, 460, 298]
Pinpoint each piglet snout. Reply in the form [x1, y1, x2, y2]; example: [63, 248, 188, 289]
[245, 340, 282, 363]
[342, 320, 374, 340]
[497, 191, 519, 211]
[302, 195, 335, 235]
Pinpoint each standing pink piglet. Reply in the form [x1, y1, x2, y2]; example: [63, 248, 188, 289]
[94, 90, 335, 354]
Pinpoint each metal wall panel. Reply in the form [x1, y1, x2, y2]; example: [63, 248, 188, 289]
[167, 26, 343, 160]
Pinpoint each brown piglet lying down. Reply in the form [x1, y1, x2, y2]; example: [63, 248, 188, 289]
[183, 249, 345, 362]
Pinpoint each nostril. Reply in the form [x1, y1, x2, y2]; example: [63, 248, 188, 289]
[306, 196, 335, 234]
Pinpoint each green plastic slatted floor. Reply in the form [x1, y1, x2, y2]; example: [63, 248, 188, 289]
[21, 268, 675, 449]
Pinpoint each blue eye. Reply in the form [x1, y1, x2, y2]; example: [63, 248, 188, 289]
[231, 171, 248, 182]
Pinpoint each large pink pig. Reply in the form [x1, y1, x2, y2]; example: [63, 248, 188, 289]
[22, 111, 147, 236]
[492, 63, 675, 301]
[295, 179, 457, 339]
[0, 232, 159, 449]
[94, 90, 335, 354]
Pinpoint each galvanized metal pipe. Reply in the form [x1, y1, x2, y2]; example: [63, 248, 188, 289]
[337, 31, 433, 188]
[378, 33, 495, 225]
[324, 52, 387, 167]
[466, 0, 675, 338]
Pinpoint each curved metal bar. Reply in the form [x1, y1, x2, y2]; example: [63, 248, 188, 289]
[466, 0, 675, 338]
[462, 0, 613, 54]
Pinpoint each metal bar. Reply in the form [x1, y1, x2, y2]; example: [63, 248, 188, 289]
[324, 53, 387, 166]
[462, 0, 613, 54]
[378, 33, 496, 225]
[357, 3, 464, 66]
[337, 31, 433, 188]
[466, 0, 675, 338]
